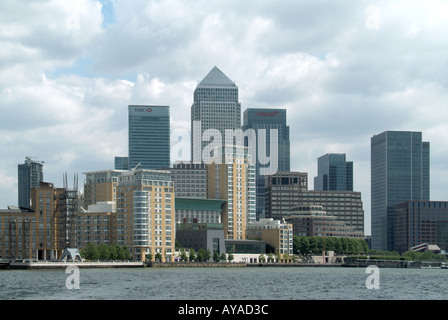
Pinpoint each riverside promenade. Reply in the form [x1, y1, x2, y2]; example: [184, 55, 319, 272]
[1, 260, 144, 269]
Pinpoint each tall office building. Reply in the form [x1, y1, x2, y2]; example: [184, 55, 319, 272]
[191, 66, 241, 163]
[18, 157, 44, 209]
[242, 108, 290, 219]
[128, 105, 170, 170]
[314, 153, 353, 191]
[371, 131, 430, 251]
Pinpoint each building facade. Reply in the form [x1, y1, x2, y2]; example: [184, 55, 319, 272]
[82, 170, 124, 209]
[114, 156, 129, 170]
[175, 222, 226, 257]
[395, 201, 448, 253]
[175, 197, 226, 224]
[314, 153, 353, 192]
[18, 157, 44, 209]
[242, 108, 290, 220]
[170, 162, 208, 199]
[191, 66, 241, 163]
[128, 105, 170, 170]
[0, 182, 77, 261]
[116, 169, 175, 262]
[246, 218, 293, 256]
[265, 172, 364, 234]
[285, 206, 364, 238]
[371, 131, 430, 251]
[207, 146, 256, 240]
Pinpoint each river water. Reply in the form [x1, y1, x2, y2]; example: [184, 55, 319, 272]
[0, 266, 447, 300]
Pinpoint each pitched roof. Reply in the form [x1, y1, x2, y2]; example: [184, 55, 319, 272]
[198, 66, 236, 87]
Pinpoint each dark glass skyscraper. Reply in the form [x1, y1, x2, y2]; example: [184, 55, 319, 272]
[314, 153, 353, 191]
[18, 157, 44, 209]
[371, 131, 430, 251]
[128, 105, 170, 170]
[242, 108, 290, 219]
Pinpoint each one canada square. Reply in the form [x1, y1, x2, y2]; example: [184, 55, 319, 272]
[191, 66, 241, 161]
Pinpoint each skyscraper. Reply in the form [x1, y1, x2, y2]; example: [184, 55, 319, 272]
[242, 108, 290, 219]
[314, 153, 353, 192]
[371, 131, 430, 251]
[128, 105, 170, 170]
[191, 66, 241, 163]
[18, 157, 44, 209]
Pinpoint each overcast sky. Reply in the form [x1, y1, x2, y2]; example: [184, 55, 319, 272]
[1, 0, 448, 234]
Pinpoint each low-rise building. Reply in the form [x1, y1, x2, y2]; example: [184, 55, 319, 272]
[284, 205, 364, 238]
[246, 218, 293, 256]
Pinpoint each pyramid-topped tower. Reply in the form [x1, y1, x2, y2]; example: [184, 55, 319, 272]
[191, 66, 241, 162]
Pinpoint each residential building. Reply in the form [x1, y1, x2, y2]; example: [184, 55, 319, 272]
[314, 153, 353, 191]
[82, 169, 125, 209]
[242, 108, 290, 219]
[128, 105, 170, 170]
[76, 202, 115, 248]
[207, 145, 256, 240]
[115, 169, 175, 262]
[395, 201, 448, 253]
[246, 218, 293, 256]
[191, 66, 241, 163]
[0, 181, 77, 261]
[170, 162, 207, 199]
[18, 157, 44, 209]
[371, 131, 430, 251]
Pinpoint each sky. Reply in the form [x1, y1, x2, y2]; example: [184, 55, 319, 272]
[1, 0, 448, 235]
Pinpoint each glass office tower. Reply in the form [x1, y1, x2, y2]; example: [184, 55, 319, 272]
[242, 108, 290, 219]
[371, 131, 430, 251]
[314, 153, 353, 192]
[191, 66, 241, 162]
[18, 157, 44, 209]
[128, 105, 170, 170]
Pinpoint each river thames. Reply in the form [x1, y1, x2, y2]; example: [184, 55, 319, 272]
[1, 266, 447, 300]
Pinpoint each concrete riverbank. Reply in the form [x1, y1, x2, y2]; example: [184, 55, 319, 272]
[1, 260, 144, 269]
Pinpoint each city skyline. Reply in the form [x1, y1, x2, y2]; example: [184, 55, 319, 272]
[1, 1, 448, 238]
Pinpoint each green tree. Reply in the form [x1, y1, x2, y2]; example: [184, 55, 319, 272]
[180, 248, 188, 261]
[227, 252, 234, 263]
[98, 244, 110, 260]
[82, 243, 99, 260]
[197, 248, 206, 262]
[220, 253, 227, 261]
[189, 248, 196, 261]
[213, 251, 220, 262]
[204, 249, 211, 262]
[122, 246, 131, 260]
[155, 252, 163, 262]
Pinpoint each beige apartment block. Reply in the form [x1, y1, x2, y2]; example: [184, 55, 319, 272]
[207, 145, 256, 240]
[116, 169, 175, 262]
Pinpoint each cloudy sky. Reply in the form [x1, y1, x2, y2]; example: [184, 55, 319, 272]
[1, 0, 448, 234]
